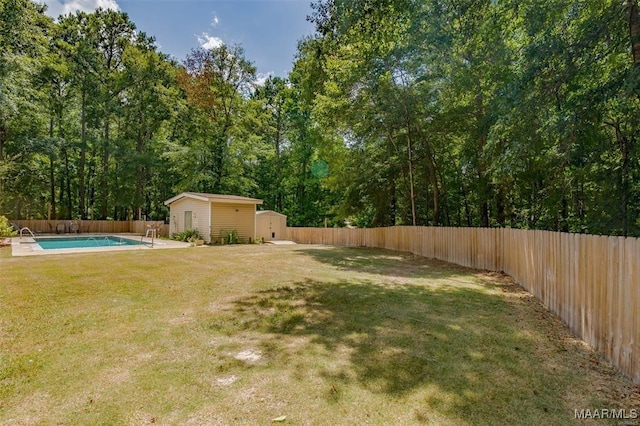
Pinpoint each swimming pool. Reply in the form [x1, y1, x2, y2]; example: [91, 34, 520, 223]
[11, 234, 190, 256]
[35, 236, 144, 250]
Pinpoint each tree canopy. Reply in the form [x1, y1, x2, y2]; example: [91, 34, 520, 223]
[302, 0, 640, 236]
[1, 0, 639, 236]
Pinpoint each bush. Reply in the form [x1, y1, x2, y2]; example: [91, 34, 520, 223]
[0, 216, 17, 238]
[225, 229, 239, 244]
[170, 229, 203, 242]
[214, 229, 239, 245]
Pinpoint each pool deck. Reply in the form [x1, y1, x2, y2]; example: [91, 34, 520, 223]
[11, 233, 192, 256]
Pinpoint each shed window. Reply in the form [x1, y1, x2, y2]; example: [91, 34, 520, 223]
[184, 211, 193, 230]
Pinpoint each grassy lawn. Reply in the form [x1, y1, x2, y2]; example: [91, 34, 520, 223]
[1, 244, 637, 425]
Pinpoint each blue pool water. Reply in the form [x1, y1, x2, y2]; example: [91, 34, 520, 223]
[35, 236, 143, 250]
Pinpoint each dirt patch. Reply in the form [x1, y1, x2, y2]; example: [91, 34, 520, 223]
[102, 366, 132, 386]
[215, 375, 238, 386]
[167, 313, 194, 325]
[3, 391, 53, 424]
[129, 410, 160, 425]
[234, 350, 262, 363]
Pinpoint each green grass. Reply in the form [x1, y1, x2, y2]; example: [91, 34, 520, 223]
[0, 244, 637, 425]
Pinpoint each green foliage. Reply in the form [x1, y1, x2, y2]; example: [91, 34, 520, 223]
[3, 0, 640, 236]
[170, 229, 202, 242]
[301, 0, 640, 236]
[215, 229, 239, 245]
[0, 216, 17, 238]
[227, 230, 239, 244]
[0, 1, 337, 228]
[169, 45, 258, 195]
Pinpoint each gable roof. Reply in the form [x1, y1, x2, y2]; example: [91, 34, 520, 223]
[256, 210, 287, 217]
[164, 192, 263, 206]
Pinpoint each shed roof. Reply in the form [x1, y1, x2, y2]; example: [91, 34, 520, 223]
[164, 192, 263, 206]
[256, 210, 287, 218]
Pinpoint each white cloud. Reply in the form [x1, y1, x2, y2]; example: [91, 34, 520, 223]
[211, 14, 219, 27]
[197, 32, 224, 50]
[255, 72, 273, 86]
[39, 0, 119, 19]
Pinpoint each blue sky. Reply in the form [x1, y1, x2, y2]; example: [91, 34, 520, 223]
[40, 0, 316, 79]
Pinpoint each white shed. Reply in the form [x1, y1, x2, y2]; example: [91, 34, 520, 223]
[256, 210, 287, 242]
[164, 192, 263, 243]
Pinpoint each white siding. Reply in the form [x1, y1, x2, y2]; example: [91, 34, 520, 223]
[169, 198, 211, 242]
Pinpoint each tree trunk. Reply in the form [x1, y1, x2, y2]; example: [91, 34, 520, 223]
[623, 0, 640, 235]
[48, 116, 56, 219]
[63, 146, 72, 217]
[461, 184, 473, 227]
[213, 120, 232, 192]
[406, 129, 417, 226]
[496, 184, 506, 226]
[627, 0, 640, 69]
[476, 138, 490, 227]
[561, 196, 569, 232]
[480, 199, 490, 227]
[58, 170, 65, 219]
[426, 149, 440, 225]
[134, 108, 145, 220]
[414, 126, 440, 225]
[78, 89, 87, 219]
[475, 84, 491, 227]
[0, 119, 6, 161]
[605, 119, 631, 236]
[100, 116, 110, 219]
[88, 143, 97, 219]
[275, 106, 283, 212]
[389, 177, 397, 226]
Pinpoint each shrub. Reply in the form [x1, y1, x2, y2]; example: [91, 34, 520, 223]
[215, 229, 239, 245]
[225, 229, 239, 244]
[0, 216, 17, 238]
[170, 229, 202, 242]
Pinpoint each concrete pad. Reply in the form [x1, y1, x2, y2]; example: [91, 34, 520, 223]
[264, 240, 297, 245]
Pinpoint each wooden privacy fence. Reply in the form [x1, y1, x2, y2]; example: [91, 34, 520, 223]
[286, 226, 640, 383]
[10, 220, 170, 237]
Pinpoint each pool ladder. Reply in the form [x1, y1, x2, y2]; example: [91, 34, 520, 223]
[140, 231, 155, 248]
[87, 236, 110, 246]
[19, 227, 35, 238]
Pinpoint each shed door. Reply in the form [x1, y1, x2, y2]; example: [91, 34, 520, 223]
[184, 211, 193, 230]
[269, 218, 275, 240]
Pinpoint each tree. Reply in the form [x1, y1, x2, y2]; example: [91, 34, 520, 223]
[119, 39, 178, 219]
[171, 44, 257, 193]
[252, 76, 290, 211]
[0, 0, 52, 218]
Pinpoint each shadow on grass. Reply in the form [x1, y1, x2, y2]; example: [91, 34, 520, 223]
[295, 246, 476, 280]
[208, 274, 585, 423]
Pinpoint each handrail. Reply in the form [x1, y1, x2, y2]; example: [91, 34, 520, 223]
[19, 227, 35, 238]
[140, 233, 155, 248]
